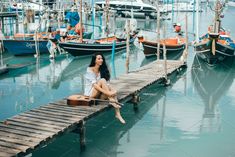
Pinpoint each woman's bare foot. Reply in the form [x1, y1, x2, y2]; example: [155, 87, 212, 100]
[116, 114, 126, 124]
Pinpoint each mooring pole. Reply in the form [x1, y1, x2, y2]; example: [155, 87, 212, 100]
[163, 44, 170, 85]
[79, 120, 86, 150]
[125, 19, 130, 74]
[156, 0, 161, 60]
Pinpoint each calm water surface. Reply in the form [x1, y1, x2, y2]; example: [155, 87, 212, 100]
[1, 5, 235, 157]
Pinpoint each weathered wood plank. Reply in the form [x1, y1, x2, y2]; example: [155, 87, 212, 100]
[0, 151, 16, 157]
[0, 136, 38, 149]
[20, 112, 74, 124]
[35, 107, 88, 118]
[0, 127, 50, 139]
[0, 145, 20, 154]
[51, 101, 106, 111]
[0, 122, 56, 136]
[14, 114, 69, 127]
[0, 130, 43, 143]
[4, 120, 60, 134]
[49, 103, 104, 113]
[0, 140, 29, 153]
[28, 110, 81, 123]
[42, 105, 94, 114]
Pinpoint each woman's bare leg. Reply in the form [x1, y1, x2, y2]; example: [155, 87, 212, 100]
[90, 79, 125, 124]
[108, 95, 125, 124]
[96, 79, 121, 108]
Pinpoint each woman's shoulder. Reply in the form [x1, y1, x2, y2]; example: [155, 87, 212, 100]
[86, 67, 93, 72]
[86, 67, 95, 74]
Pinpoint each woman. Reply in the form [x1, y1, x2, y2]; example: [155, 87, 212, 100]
[84, 53, 125, 124]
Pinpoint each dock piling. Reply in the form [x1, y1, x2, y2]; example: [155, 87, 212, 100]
[79, 120, 86, 150]
[163, 44, 170, 86]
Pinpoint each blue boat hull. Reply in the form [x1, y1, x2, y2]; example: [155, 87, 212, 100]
[3, 39, 49, 56]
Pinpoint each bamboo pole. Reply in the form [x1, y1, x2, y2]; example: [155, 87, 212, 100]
[163, 44, 167, 80]
[156, 0, 161, 60]
[181, 14, 188, 62]
[126, 20, 130, 74]
[105, 0, 110, 39]
[79, 0, 83, 42]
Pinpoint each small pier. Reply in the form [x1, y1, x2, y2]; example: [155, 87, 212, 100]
[0, 12, 17, 18]
[0, 60, 186, 157]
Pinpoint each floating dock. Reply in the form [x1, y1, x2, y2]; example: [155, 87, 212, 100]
[0, 59, 186, 157]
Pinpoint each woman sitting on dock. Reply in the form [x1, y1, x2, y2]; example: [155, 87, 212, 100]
[84, 53, 125, 124]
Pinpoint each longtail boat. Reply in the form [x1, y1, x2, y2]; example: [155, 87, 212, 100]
[58, 35, 136, 57]
[3, 33, 50, 56]
[193, 0, 235, 65]
[3, 32, 93, 56]
[139, 36, 186, 59]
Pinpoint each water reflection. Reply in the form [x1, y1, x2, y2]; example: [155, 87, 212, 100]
[191, 56, 235, 132]
[0, 54, 71, 120]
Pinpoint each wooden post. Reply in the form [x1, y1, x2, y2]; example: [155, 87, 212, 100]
[1, 18, 4, 35]
[156, 0, 161, 60]
[15, 15, 19, 33]
[163, 44, 170, 85]
[79, 120, 86, 150]
[126, 20, 130, 74]
[181, 14, 188, 62]
[79, 0, 83, 42]
[105, 0, 110, 39]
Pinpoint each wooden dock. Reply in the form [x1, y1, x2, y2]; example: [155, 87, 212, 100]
[0, 12, 17, 18]
[0, 60, 186, 157]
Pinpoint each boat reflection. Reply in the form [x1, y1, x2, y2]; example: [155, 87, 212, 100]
[0, 55, 71, 120]
[191, 56, 235, 132]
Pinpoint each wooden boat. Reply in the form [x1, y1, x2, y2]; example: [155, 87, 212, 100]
[3, 39, 49, 56]
[194, 0, 235, 65]
[3, 32, 93, 56]
[58, 35, 136, 57]
[139, 36, 186, 58]
[194, 32, 235, 65]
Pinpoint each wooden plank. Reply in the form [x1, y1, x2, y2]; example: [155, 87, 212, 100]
[46, 104, 109, 119]
[52, 101, 106, 111]
[0, 151, 16, 157]
[49, 103, 103, 112]
[20, 112, 74, 124]
[0, 122, 56, 137]
[42, 105, 96, 115]
[35, 107, 87, 118]
[38, 107, 91, 119]
[28, 110, 81, 123]
[0, 127, 49, 140]
[0, 136, 37, 149]
[14, 114, 69, 127]
[0, 140, 29, 153]
[0, 145, 20, 154]
[7, 119, 64, 133]
[0, 130, 43, 143]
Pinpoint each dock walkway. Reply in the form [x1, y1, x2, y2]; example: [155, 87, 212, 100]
[0, 60, 186, 157]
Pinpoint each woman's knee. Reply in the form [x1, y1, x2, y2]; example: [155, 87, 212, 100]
[98, 78, 107, 85]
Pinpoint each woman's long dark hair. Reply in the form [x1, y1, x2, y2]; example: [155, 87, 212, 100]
[89, 53, 110, 81]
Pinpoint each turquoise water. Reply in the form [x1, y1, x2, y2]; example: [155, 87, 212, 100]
[1, 5, 235, 157]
